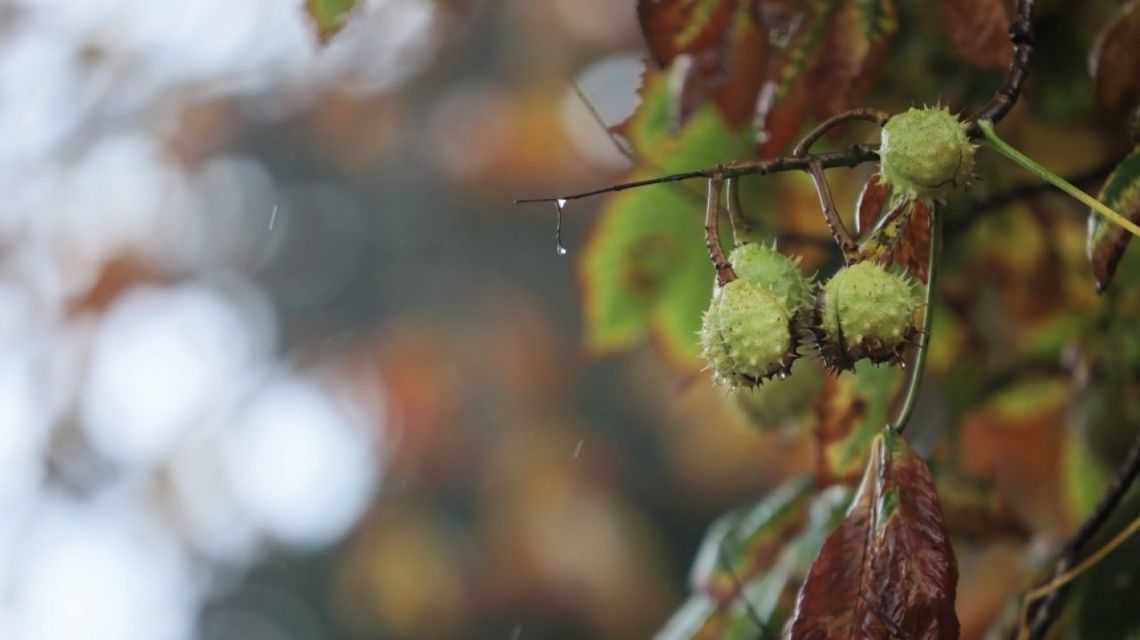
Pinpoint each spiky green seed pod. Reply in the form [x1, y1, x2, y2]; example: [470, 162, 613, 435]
[701, 280, 799, 387]
[880, 106, 976, 201]
[730, 361, 823, 430]
[813, 261, 920, 371]
[728, 242, 814, 316]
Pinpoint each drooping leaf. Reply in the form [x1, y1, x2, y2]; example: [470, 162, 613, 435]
[788, 428, 960, 640]
[659, 483, 853, 639]
[637, 0, 772, 128]
[580, 69, 756, 365]
[1089, 0, 1140, 111]
[939, 0, 1013, 70]
[814, 360, 905, 486]
[1087, 146, 1140, 292]
[690, 477, 816, 603]
[305, 0, 361, 44]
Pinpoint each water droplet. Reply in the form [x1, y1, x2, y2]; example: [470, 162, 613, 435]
[554, 199, 569, 256]
[777, 371, 788, 381]
[573, 440, 584, 459]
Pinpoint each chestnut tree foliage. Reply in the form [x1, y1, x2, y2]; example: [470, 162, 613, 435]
[320, 1, 1140, 638]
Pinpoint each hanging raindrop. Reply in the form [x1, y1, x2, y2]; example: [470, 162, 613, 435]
[554, 199, 568, 256]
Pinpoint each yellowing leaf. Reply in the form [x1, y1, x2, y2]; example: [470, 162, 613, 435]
[1087, 147, 1140, 292]
[814, 361, 905, 485]
[580, 69, 755, 365]
[659, 482, 853, 639]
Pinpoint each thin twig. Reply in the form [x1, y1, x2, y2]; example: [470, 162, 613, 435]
[793, 108, 891, 158]
[977, 121, 1140, 237]
[716, 538, 777, 640]
[571, 81, 636, 161]
[1024, 428, 1140, 638]
[725, 178, 750, 246]
[806, 160, 860, 263]
[706, 176, 736, 286]
[968, 0, 1036, 136]
[515, 145, 880, 205]
[891, 203, 941, 435]
[1020, 514, 1140, 639]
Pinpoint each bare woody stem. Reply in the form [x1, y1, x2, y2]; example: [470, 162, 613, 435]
[1025, 428, 1140, 638]
[793, 108, 891, 157]
[968, 0, 1035, 135]
[725, 178, 750, 247]
[806, 160, 861, 263]
[514, 145, 880, 205]
[705, 176, 737, 286]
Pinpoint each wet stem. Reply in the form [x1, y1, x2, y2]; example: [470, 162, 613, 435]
[890, 202, 941, 435]
[977, 120, 1140, 237]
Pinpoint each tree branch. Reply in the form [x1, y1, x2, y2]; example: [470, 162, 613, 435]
[968, 0, 1036, 136]
[705, 177, 736, 286]
[725, 178, 750, 246]
[1025, 429, 1140, 638]
[793, 108, 891, 158]
[514, 145, 880, 205]
[807, 160, 861, 263]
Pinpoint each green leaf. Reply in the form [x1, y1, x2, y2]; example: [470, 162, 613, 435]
[690, 477, 816, 601]
[580, 69, 755, 365]
[305, 0, 361, 44]
[658, 481, 853, 639]
[816, 361, 905, 485]
[1088, 147, 1140, 292]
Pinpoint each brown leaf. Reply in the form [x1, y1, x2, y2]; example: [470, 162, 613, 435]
[1091, 0, 1140, 111]
[940, 0, 1013, 70]
[896, 201, 932, 283]
[814, 362, 904, 486]
[855, 171, 892, 236]
[758, 80, 810, 157]
[805, 0, 897, 120]
[789, 429, 960, 640]
[854, 173, 933, 282]
[637, 0, 770, 127]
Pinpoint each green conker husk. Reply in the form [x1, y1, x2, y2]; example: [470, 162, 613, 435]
[880, 106, 976, 201]
[701, 280, 799, 387]
[813, 261, 920, 371]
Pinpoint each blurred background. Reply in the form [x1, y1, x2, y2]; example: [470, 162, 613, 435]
[0, 1, 817, 638]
